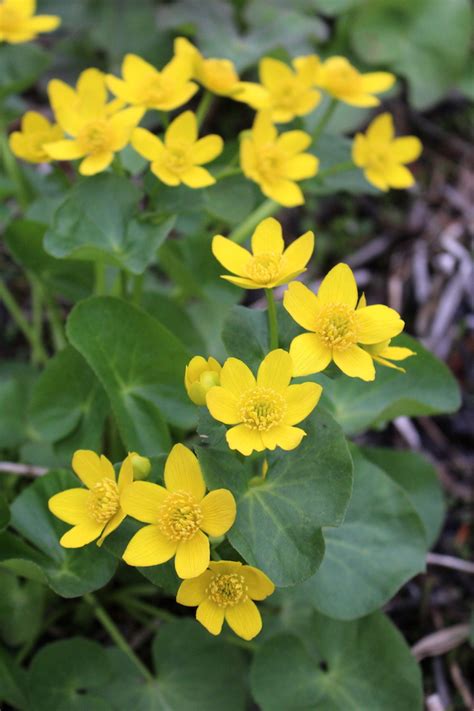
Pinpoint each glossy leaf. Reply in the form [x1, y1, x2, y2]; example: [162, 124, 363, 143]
[204, 175, 258, 226]
[0, 644, 27, 710]
[0, 495, 9, 532]
[0, 44, 50, 99]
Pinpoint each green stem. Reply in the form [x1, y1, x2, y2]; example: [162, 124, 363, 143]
[229, 199, 279, 244]
[132, 274, 144, 306]
[313, 98, 338, 145]
[318, 160, 354, 180]
[0, 278, 47, 364]
[83, 593, 153, 682]
[44, 294, 66, 351]
[94, 262, 106, 295]
[214, 166, 242, 181]
[114, 594, 175, 622]
[112, 156, 125, 176]
[160, 111, 169, 129]
[0, 130, 30, 210]
[30, 277, 44, 366]
[265, 289, 279, 351]
[195, 90, 213, 128]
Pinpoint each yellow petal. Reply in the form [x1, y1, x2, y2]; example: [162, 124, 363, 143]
[164, 443, 206, 501]
[76, 67, 107, 114]
[344, 93, 380, 108]
[105, 75, 129, 102]
[333, 345, 375, 381]
[385, 164, 415, 189]
[181, 166, 215, 188]
[26, 15, 60, 33]
[392, 137, 422, 164]
[379, 345, 415, 361]
[373, 355, 406, 373]
[151, 161, 181, 186]
[175, 530, 210, 579]
[367, 112, 394, 144]
[120, 481, 168, 523]
[284, 154, 318, 180]
[186, 355, 208, 383]
[72, 450, 115, 489]
[166, 110, 197, 147]
[355, 305, 404, 344]
[283, 382, 322, 425]
[48, 488, 90, 524]
[251, 217, 284, 256]
[252, 111, 277, 144]
[277, 130, 311, 155]
[118, 455, 134, 492]
[257, 349, 292, 391]
[122, 524, 177, 566]
[220, 357, 255, 397]
[352, 133, 367, 167]
[206, 387, 240, 424]
[109, 107, 144, 151]
[97, 510, 126, 546]
[176, 570, 213, 606]
[212, 236, 250, 276]
[209, 560, 243, 575]
[360, 72, 395, 94]
[365, 167, 389, 191]
[122, 53, 157, 83]
[221, 275, 264, 289]
[283, 281, 319, 331]
[196, 598, 225, 635]
[226, 424, 264, 456]
[79, 151, 114, 176]
[318, 263, 358, 308]
[243, 566, 275, 600]
[192, 135, 223, 164]
[280, 231, 314, 275]
[44, 139, 84, 160]
[260, 57, 292, 90]
[225, 599, 262, 640]
[266, 178, 304, 207]
[233, 82, 269, 110]
[289, 332, 331, 376]
[60, 520, 104, 548]
[132, 128, 164, 161]
[200, 489, 236, 536]
[22, 110, 50, 131]
[261, 425, 305, 451]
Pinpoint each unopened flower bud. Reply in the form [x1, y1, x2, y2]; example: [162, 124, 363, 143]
[185, 356, 221, 406]
[130, 452, 151, 480]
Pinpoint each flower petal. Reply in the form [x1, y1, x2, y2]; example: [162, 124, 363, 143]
[280, 231, 314, 274]
[367, 112, 394, 143]
[220, 358, 255, 397]
[226, 424, 264, 456]
[120, 481, 168, 523]
[97, 510, 126, 546]
[360, 72, 395, 94]
[72, 450, 114, 489]
[206, 387, 240, 424]
[365, 168, 388, 191]
[251, 217, 284, 256]
[196, 599, 225, 636]
[122, 524, 177, 566]
[283, 382, 322, 425]
[385, 164, 415, 189]
[352, 133, 367, 167]
[193, 135, 223, 164]
[289, 332, 331, 376]
[266, 178, 304, 207]
[333, 345, 375, 381]
[243, 566, 275, 600]
[221, 275, 265, 289]
[200, 489, 236, 536]
[284, 154, 319, 180]
[175, 530, 210, 579]
[164, 443, 206, 501]
[392, 137, 422, 164]
[109, 107, 144, 151]
[60, 520, 104, 548]
[181, 166, 215, 188]
[166, 110, 197, 146]
[277, 130, 311, 155]
[176, 570, 213, 606]
[379, 345, 415, 361]
[132, 127, 164, 161]
[151, 161, 181, 186]
[79, 151, 114, 176]
[44, 139, 84, 160]
[257, 349, 292, 391]
[283, 281, 319, 331]
[212, 236, 250, 277]
[225, 599, 262, 641]
[318, 263, 358, 308]
[261, 425, 306, 451]
[48, 488, 90, 525]
[260, 57, 292, 90]
[118, 455, 134, 492]
[122, 53, 157, 83]
[355, 305, 404, 344]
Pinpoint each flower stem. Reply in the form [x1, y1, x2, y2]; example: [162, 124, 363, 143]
[0, 278, 47, 364]
[195, 90, 213, 128]
[318, 160, 355, 180]
[94, 261, 106, 295]
[229, 199, 279, 244]
[312, 98, 338, 145]
[132, 274, 144, 306]
[83, 592, 154, 682]
[214, 166, 243, 181]
[0, 130, 30, 210]
[265, 289, 279, 351]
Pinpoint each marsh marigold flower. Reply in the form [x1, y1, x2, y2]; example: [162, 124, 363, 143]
[357, 293, 415, 372]
[48, 450, 134, 548]
[0, 0, 60, 43]
[207, 349, 322, 456]
[241, 112, 318, 207]
[352, 113, 422, 191]
[9, 111, 62, 163]
[235, 56, 321, 123]
[121, 444, 236, 579]
[314, 56, 395, 107]
[106, 53, 198, 112]
[177, 560, 274, 640]
[185, 356, 221, 406]
[48, 68, 123, 120]
[283, 263, 405, 381]
[174, 36, 240, 97]
[212, 217, 314, 290]
[132, 110, 223, 188]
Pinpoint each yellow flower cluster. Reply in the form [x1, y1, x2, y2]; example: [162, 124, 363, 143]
[0, 0, 60, 44]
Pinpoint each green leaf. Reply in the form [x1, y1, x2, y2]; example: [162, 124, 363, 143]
[204, 175, 258, 226]
[0, 531, 48, 583]
[362, 447, 445, 547]
[67, 297, 195, 455]
[142, 291, 205, 354]
[300, 446, 426, 619]
[0, 44, 50, 100]
[0, 362, 37, 449]
[44, 174, 174, 274]
[0, 495, 9, 532]
[251, 611, 423, 710]
[0, 570, 45, 647]
[222, 305, 269, 370]
[317, 335, 461, 435]
[198, 408, 353, 586]
[0, 644, 28, 709]
[28, 346, 109, 461]
[9, 471, 117, 597]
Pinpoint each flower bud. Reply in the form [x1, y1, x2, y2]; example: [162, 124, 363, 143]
[185, 356, 221, 406]
[130, 452, 151, 480]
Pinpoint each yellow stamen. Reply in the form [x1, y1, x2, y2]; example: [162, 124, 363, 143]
[317, 304, 358, 350]
[78, 120, 112, 154]
[239, 387, 286, 431]
[207, 573, 247, 608]
[246, 253, 281, 285]
[88, 478, 120, 523]
[158, 490, 202, 541]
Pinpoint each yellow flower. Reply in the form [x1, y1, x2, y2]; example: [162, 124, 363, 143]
[129, 452, 151, 480]
[174, 36, 240, 97]
[235, 56, 321, 123]
[177, 560, 274, 641]
[44, 75, 143, 176]
[314, 56, 395, 107]
[106, 53, 198, 112]
[206, 349, 322, 456]
[185, 356, 222, 406]
[132, 111, 223, 188]
[240, 112, 318, 207]
[48, 450, 134, 548]
[212, 217, 314, 289]
[352, 113, 422, 191]
[0, 0, 60, 44]
[357, 292, 415, 372]
[283, 263, 405, 381]
[9, 111, 62, 163]
[120, 444, 236, 579]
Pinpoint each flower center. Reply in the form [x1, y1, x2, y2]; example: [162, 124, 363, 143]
[201, 59, 237, 93]
[239, 386, 286, 431]
[368, 148, 390, 172]
[246, 253, 281, 285]
[88, 478, 120, 523]
[78, 120, 111, 154]
[207, 573, 248, 608]
[144, 77, 167, 105]
[166, 143, 192, 174]
[0, 6, 21, 33]
[326, 60, 361, 95]
[27, 131, 53, 161]
[273, 82, 299, 110]
[158, 490, 202, 541]
[317, 304, 358, 350]
[255, 146, 283, 184]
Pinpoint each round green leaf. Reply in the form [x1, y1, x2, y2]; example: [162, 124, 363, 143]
[251, 611, 423, 710]
[0, 44, 50, 99]
[0, 644, 27, 709]
[198, 408, 353, 586]
[0, 495, 9, 532]
[300, 446, 426, 619]
[204, 175, 257, 226]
